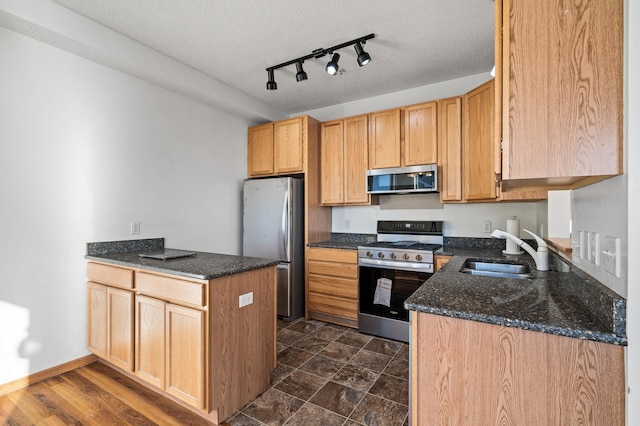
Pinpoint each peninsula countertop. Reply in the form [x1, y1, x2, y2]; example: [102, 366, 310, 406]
[404, 247, 627, 346]
[85, 238, 279, 280]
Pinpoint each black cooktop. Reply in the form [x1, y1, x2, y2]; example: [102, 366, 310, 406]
[359, 241, 442, 252]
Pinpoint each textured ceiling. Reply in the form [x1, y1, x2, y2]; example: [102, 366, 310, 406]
[49, 0, 495, 115]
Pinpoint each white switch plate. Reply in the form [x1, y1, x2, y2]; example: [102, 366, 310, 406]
[130, 221, 140, 235]
[239, 292, 254, 308]
[603, 236, 621, 277]
[589, 232, 601, 265]
[483, 221, 492, 233]
[571, 231, 581, 259]
[580, 231, 587, 260]
[345, 219, 351, 230]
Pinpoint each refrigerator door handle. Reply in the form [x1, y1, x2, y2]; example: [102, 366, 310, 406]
[282, 190, 289, 259]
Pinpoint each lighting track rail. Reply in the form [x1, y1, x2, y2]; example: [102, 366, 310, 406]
[266, 33, 375, 90]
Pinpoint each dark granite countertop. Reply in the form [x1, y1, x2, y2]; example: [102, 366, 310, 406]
[404, 247, 627, 346]
[308, 233, 377, 250]
[85, 238, 279, 280]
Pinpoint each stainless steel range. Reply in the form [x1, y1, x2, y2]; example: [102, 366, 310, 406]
[358, 220, 443, 342]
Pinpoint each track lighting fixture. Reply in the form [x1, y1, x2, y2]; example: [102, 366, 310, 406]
[295, 61, 308, 82]
[265, 34, 374, 90]
[325, 53, 341, 75]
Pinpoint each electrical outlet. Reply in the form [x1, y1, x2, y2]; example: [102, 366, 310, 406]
[603, 236, 621, 277]
[571, 231, 581, 259]
[345, 219, 351, 230]
[589, 232, 601, 265]
[130, 221, 140, 235]
[239, 292, 253, 308]
[483, 221, 492, 233]
[579, 231, 586, 259]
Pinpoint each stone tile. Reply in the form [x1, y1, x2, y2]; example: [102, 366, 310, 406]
[277, 346, 315, 368]
[319, 342, 361, 363]
[277, 319, 290, 330]
[331, 364, 380, 392]
[363, 338, 403, 357]
[227, 412, 264, 425]
[299, 354, 345, 379]
[395, 344, 409, 361]
[336, 332, 373, 349]
[283, 403, 346, 426]
[383, 357, 409, 380]
[242, 389, 304, 426]
[343, 421, 363, 426]
[310, 326, 346, 342]
[349, 350, 392, 372]
[368, 374, 409, 406]
[275, 370, 328, 400]
[277, 342, 288, 354]
[292, 336, 330, 353]
[270, 363, 295, 386]
[349, 394, 408, 426]
[277, 329, 305, 346]
[324, 322, 350, 331]
[288, 320, 323, 334]
[309, 381, 365, 417]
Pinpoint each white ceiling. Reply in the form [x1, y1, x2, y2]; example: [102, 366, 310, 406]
[49, 0, 495, 115]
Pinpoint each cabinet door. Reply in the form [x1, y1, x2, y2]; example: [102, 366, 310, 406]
[403, 102, 438, 166]
[106, 287, 134, 372]
[274, 117, 304, 174]
[165, 303, 205, 410]
[463, 80, 498, 201]
[320, 120, 344, 205]
[247, 123, 274, 177]
[368, 109, 401, 169]
[343, 115, 369, 204]
[135, 295, 165, 389]
[438, 97, 463, 202]
[87, 282, 107, 358]
[502, 0, 622, 185]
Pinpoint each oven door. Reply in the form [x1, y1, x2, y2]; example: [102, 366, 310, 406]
[359, 264, 432, 322]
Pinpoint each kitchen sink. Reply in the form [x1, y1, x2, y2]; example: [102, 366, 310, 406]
[460, 259, 532, 280]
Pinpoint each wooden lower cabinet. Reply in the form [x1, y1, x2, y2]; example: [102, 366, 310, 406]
[307, 247, 359, 328]
[433, 255, 452, 272]
[410, 312, 624, 425]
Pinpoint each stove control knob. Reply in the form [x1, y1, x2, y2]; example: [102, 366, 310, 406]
[415, 254, 423, 261]
[378, 252, 385, 259]
[366, 251, 373, 258]
[390, 253, 397, 259]
[402, 253, 410, 260]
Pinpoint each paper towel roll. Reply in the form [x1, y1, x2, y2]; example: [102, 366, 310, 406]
[503, 218, 524, 255]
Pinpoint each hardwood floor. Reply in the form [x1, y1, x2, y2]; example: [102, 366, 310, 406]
[0, 361, 222, 425]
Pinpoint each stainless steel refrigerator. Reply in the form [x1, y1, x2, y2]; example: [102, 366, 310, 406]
[242, 177, 304, 321]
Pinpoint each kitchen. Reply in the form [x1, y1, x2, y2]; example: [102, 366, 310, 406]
[0, 0, 638, 425]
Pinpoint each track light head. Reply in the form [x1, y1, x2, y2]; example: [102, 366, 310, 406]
[325, 53, 341, 75]
[295, 61, 308, 82]
[354, 41, 371, 67]
[266, 69, 277, 90]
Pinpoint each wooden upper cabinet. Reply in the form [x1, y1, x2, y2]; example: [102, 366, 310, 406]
[403, 102, 438, 166]
[274, 117, 304, 174]
[438, 97, 463, 202]
[247, 123, 274, 177]
[500, 0, 623, 188]
[320, 120, 344, 205]
[320, 115, 370, 206]
[343, 115, 369, 204]
[463, 80, 498, 201]
[368, 109, 401, 169]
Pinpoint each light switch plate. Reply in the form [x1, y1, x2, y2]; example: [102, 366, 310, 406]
[603, 236, 621, 277]
[589, 232, 600, 264]
[572, 231, 581, 259]
[239, 292, 254, 308]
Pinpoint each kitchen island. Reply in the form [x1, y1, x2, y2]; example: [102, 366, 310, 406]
[405, 247, 626, 425]
[85, 238, 278, 425]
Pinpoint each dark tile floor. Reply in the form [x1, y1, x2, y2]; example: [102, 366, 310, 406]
[227, 318, 410, 426]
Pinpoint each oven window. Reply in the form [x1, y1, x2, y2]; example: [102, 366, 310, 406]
[359, 266, 431, 321]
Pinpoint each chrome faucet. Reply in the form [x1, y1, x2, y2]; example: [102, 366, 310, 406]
[491, 228, 549, 271]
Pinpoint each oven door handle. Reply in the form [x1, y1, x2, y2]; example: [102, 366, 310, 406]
[359, 257, 434, 273]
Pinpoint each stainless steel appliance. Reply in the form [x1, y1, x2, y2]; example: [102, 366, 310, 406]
[366, 164, 438, 195]
[358, 220, 443, 342]
[242, 177, 304, 321]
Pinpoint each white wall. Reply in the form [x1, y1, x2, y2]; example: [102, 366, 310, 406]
[0, 27, 251, 384]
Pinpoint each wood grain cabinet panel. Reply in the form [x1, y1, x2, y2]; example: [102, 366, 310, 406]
[106, 287, 134, 372]
[402, 101, 438, 166]
[437, 97, 463, 202]
[368, 109, 401, 169]
[135, 294, 165, 389]
[410, 312, 624, 425]
[87, 262, 133, 289]
[247, 123, 274, 177]
[499, 0, 623, 188]
[274, 117, 304, 174]
[87, 282, 107, 358]
[320, 120, 345, 205]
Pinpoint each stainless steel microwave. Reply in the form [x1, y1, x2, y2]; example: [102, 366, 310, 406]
[366, 164, 438, 195]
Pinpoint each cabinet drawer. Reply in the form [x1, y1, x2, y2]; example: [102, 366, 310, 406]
[308, 247, 357, 263]
[309, 274, 358, 299]
[136, 272, 206, 308]
[308, 260, 358, 279]
[309, 293, 358, 320]
[87, 262, 134, 290]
